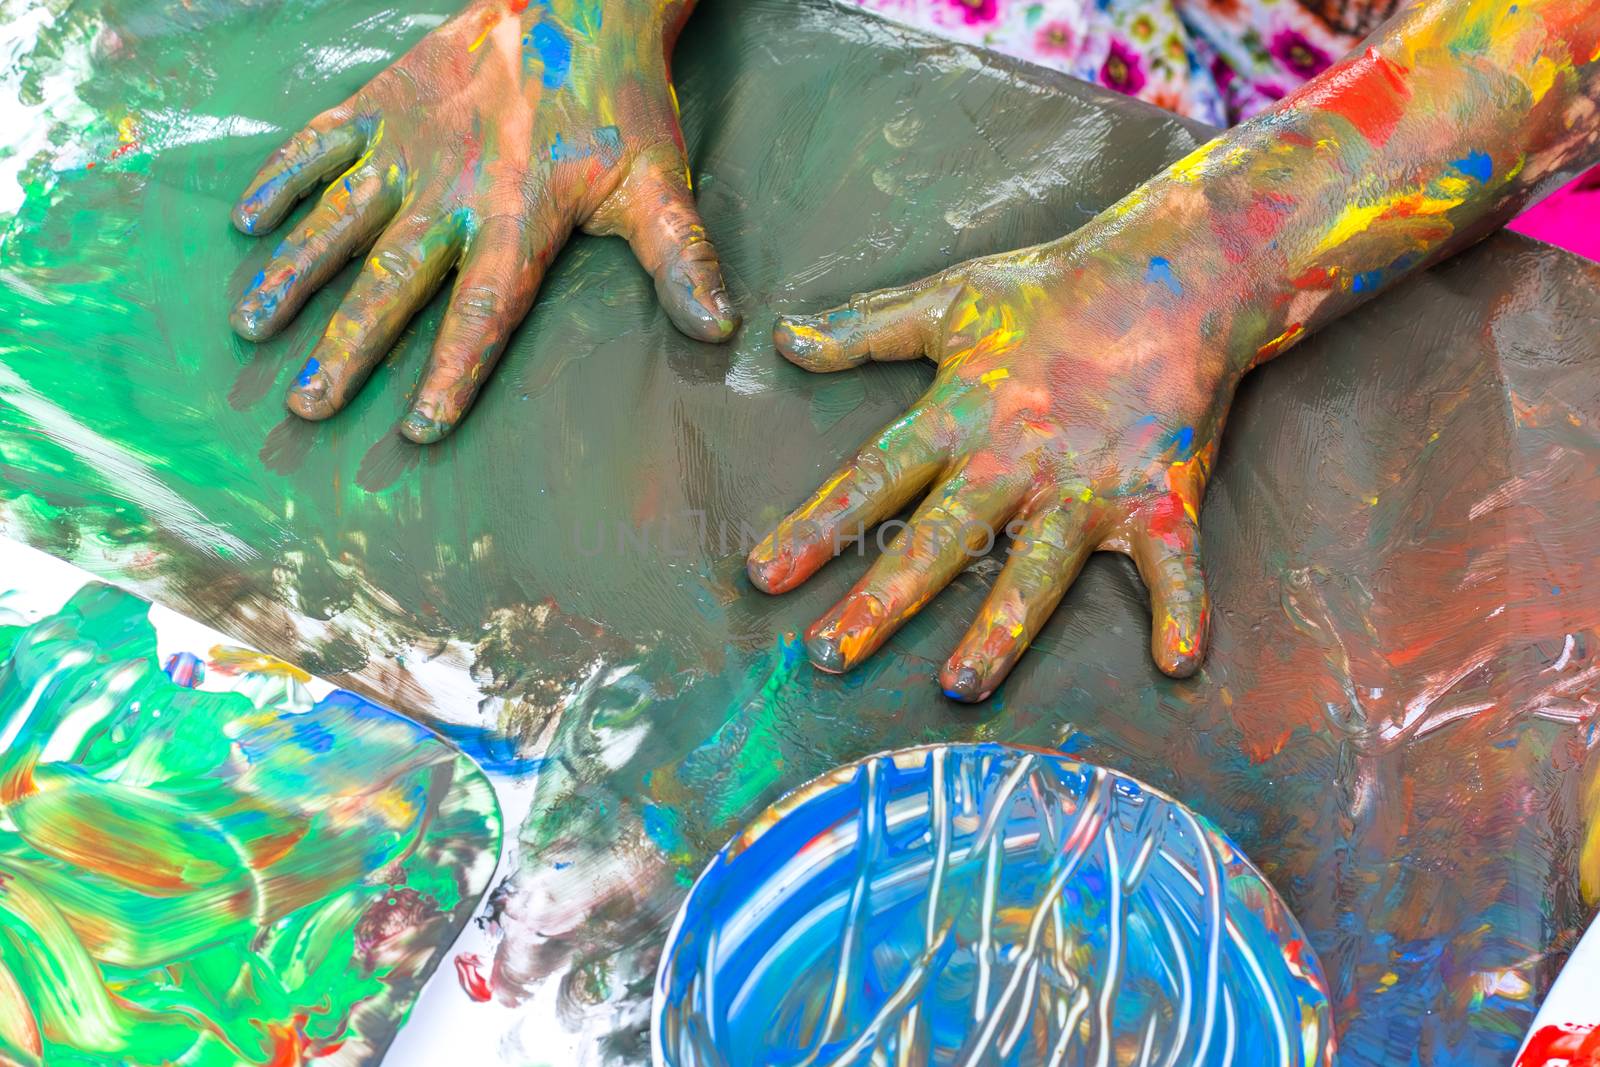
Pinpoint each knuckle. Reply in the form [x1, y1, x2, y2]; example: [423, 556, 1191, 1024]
[449, 285, 505, 325]
[370, 245, 422, 285]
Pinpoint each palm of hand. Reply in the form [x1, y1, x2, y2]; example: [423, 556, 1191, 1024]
[230, 0, 734, 442]
[750, 245, 1233, 701]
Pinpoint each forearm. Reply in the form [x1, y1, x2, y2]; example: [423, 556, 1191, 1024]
[1068, 0, 1600, 378]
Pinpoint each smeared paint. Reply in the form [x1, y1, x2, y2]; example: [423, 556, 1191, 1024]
[1453, 149, 1494, 183]
[0, 582, 500, 1064]
[1517, 1023, 1600, 1065]
[658, 744, 1335, 1065]
[1146, 254, 1183, 294]
[526, 22, 573, 90]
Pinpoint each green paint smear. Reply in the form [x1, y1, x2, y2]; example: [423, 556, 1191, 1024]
[0, 583, 500, 1064]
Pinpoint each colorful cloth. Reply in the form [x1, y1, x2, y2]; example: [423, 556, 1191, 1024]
[843, 0, 1600, 262]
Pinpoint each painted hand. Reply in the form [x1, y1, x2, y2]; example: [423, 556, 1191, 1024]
[749, 242, 1237, 701]
[229, 0, 733, 442]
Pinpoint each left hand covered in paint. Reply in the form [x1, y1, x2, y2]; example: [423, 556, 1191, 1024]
[748, 242, 1233, 702]
[229, 0, 733, 442]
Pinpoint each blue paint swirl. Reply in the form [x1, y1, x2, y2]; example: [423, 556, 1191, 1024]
[656, 743, 1334, 1066]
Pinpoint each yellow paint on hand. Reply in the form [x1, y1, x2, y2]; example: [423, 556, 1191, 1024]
[1311, 187, 1467, 256]
[1167, 138, 1224, 183]
[978, 368, 1010, 389]
[1521, 54, 1559, 103]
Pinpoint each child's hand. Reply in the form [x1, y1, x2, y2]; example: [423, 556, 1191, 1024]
[749, 238, 1236, 701]
[230, 0, 734, 442]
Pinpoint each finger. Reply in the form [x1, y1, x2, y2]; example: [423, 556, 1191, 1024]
[233, 107, 365, 236]
[773, 272, 956, 373]
[804, 469, 1025, 674]
[230, 155, 402, 342]
[286, 210, 462, 421]
[747, 411, 944, 594]
[612, 149, 738, 343]
[1127, 499, 1210, 678]
[400, 214, 564, 443]
[939, 503, 1097, 702]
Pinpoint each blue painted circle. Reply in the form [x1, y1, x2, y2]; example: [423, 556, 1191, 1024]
[654, 743, 1333, 1066]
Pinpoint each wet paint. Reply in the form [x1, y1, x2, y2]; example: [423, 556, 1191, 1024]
[2, 1, 1600, 1064]
[0, 579, 500, 1064]
[656, 744, 1334, 1066]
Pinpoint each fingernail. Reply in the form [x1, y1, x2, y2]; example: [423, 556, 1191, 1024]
[712, 288, 738, 330]
[399, 411, 452, 445]
[942, 661, 986, 703]
[746, 548, 792, 595]
[773, 315, 823, 359]
[286, 359, 336, 420]
[805, 632, 846, 673]
[286, 388, 336, 421]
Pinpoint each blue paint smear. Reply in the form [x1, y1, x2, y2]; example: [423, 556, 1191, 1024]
[1451, 150, 1493, 183]
[655, 743, 1332, 1064]
[1169, 425, 1195, 454]
[527, 22, 572, 90]
[292, 717, 337, 754]
[433, 721, 547, 776]
[1145, 256, 1183, 296]
[594, 124, 623, 166]
[1353, 270, 1385, 293]
[549, 132, 576, 162]
[295, 358, 320, 389]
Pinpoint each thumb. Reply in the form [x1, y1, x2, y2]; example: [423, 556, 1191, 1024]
[772, 269, 956, 373]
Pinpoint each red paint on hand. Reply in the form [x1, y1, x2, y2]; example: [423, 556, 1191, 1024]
[1293, 47, 1412, 146]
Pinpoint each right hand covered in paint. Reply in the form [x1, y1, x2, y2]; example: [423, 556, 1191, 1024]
[750, 0, 1600, 700]
[747, 239, 1237, 702]
[229, 0, 734, 442]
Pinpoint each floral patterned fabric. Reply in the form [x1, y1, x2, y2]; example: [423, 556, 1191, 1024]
[841, 0, 1600, 261]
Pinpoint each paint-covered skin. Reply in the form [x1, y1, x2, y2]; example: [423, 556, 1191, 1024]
[753, 0, 1600, 700]
[229, 0, 733, 442]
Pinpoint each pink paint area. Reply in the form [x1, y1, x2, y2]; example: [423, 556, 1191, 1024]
[1508, 165, 1600, 263]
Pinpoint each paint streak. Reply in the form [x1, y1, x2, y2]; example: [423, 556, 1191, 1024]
[1297, 47, 1413, 146]
[1517, 1023, 1600, 1066]
[658, 745, 1335, 1065]
[0, 581, 500, 1064]
[527, 22, 573, 91]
